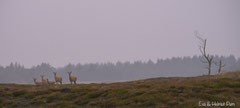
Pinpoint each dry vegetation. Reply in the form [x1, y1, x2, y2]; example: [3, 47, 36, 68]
[0, 71, 240, 108]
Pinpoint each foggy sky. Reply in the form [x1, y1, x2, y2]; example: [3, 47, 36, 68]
[0, 0, 240, 68]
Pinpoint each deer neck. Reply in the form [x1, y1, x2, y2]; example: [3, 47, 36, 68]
[68, 74, 72, 80]
[54, 74, 57, 79]
[41, 77, 45, 82]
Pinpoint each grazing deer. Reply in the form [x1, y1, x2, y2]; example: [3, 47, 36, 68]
[67, 72, 77, 84]
[53, 72, 62, 84]
[33, 78, 42, 86]
[40, 75, 48, 85]
[46, 78, 55, 85]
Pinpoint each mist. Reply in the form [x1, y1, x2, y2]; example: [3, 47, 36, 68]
[1, 0, 240, 68]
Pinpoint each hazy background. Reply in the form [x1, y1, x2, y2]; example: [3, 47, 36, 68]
[0, 0, 240, 68]
[1, 55, 240, 84]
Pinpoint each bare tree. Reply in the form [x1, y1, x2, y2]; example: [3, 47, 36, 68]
[195, 31, 213, 75]
[215, 59, 225, 73]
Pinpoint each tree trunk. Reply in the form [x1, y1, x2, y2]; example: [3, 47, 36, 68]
[208, 62, 211, 75]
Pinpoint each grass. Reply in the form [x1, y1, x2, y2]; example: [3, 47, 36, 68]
[0, 71, 239, 107]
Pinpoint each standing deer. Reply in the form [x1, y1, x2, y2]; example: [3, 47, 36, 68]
[67, 71, 77, 84]
[40, 75, 48, 85]
[46, 78, 55, 85]
[53, 72, 62, 84]
[33, 78, 42, 86]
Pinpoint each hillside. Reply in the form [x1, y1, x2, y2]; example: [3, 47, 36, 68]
[0, 71, 240, 108]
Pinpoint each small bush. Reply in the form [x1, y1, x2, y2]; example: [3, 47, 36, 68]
[61, 94, 78, 101]
[99, 101, 116, 108]
[177, 86, 185, 93]
[74, 98, 90, 105]
[170, 86, 176, 89]
[199, 94, 228, 101]
[186, 92, 200, 98]
[171, 92, 179, 97]
[60, 88, 71, 93]
[0, 99, 4, 107]
[155, 96, 169, 104]
[228, 83, 240, 88]
[107, 89, 129, 99]
[214, 81, 231, 88]
[12, 90, 27, 97]
[207, 89, 226, 94]
[30, 99, 45, 105]
[46, 95, 59, 103]
[137, 85, 151, 89]
[178, 98, 184, 102]
[55, 101, 76, 108]
[142, 101, 155, 106]
[191, 87, 203, 93]
[168, 100, 179, 106]
[72, 88, 89, 96]
[33, 90, 51, 96]
[0, 92, 7, 97]
[178, 86, 185, 90]
[134, 91, 144, 96]
[87, 91, 103, 98]
[24, 93, 35, 99]
[113, 90, 129, 96]
[234, 90, 240, 94]
[133, 97, 145, 103]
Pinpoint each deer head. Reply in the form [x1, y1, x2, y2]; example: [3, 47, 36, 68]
[67, 72, 72, 76]
[40, 75, 44, 78]
[33, 78, 37, 82]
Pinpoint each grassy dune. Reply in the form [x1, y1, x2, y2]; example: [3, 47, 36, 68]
[0, 71, 240, 108]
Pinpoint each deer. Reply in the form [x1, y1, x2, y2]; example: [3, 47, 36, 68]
[53, 72, 62, 84]
[46, 78, 55, 85]
[67, 71, 77, 84]
[40, 75, 48, 85]
[33, 78, 42, 86]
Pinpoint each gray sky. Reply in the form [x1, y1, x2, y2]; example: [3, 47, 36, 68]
[0, 0, 240, 68]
